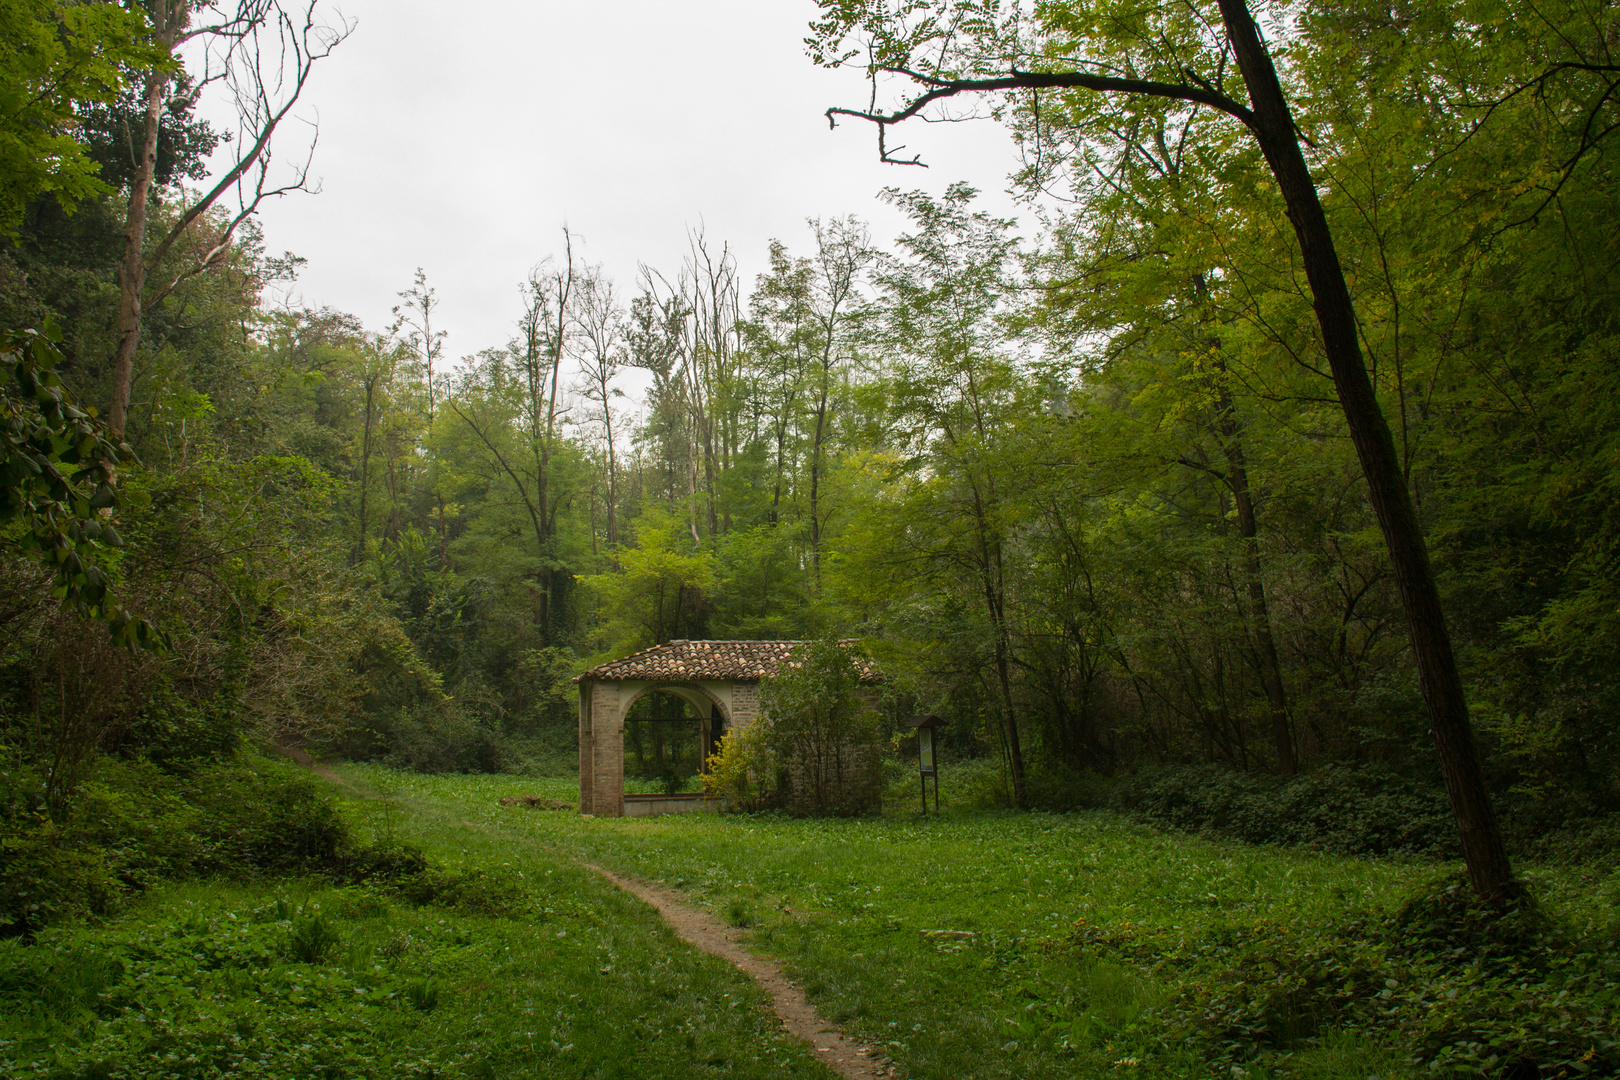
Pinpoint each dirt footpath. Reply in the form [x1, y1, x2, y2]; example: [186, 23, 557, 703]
[287, 754, 885, 1078]
[584, 865, 891, 1080]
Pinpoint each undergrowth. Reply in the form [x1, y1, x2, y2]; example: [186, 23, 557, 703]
[0, 779, 825, 1080]
[1060, 875, 1619, 1076]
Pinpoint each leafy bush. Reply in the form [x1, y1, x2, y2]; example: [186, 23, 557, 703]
[1115, 762, 1457, 857]
[394, 867, 528, 917]
[105, 683, 240, 768]
[702, 723, 779, 811]
[0, 937, 124, 1021]
[1508, 812, 1620, 866]
[881, 753, 1016, 812]
[403, 976, 440, 1011]
[1063, 873, 1620, 1078]
[0, 820, 122, 934]
[368, 701, 507, 774]
[0, 753, 390, 934]
[704, 636, 882, 815]
[286, 911, 342, 963]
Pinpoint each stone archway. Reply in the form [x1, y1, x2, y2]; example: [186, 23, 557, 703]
[573, 639, 876, 817]
[620, 682, 730, 726]
[577, 675, 754, 817]
[620, 683, 728, 791]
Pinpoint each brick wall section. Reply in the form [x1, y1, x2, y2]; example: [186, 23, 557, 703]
[586, 681, 623, 817]
[783, 744, 883, 815]
[730, 681, 758, 732]
[578, 684, 593, 814]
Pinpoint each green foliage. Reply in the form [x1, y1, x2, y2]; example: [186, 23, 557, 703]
[0, 816, 122, 932]
[286, 910, 343, 963]
[0, 0, 162, 231]
[403, 975, 440, 1011]
[0, 322, 150, 643]
[365, 701, 507, 775]
[0, 754, 358, 934]
[701, 725, 778, 811]
[1061, 874, 1619, 1077]
[0, 771, 831, 1080]
[395, 867, 529, 918]
[1118, 763, 1457, 858]
[382, 769, 1616, 1080]
[705, 636, 885, 815]
[581, 503, 716, 655]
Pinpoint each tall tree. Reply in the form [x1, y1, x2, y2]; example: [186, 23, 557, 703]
[572, 266, 625, 547]
[803, 217, 869, 589]
[392, 268, 451, 567]
[811, 0, 1515, 898]
[868, 184, 1030, 804]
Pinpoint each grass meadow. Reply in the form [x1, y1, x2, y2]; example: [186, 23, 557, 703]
[4, 764, 1614, 1079]
[331, 767, 1619, 1079]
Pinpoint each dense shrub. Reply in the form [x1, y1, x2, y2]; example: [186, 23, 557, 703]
[0, 754, 367, 935]
[1506, 812, 1620, 867]
[879, 754, 1017, 812]
[1114, 762, 1457, 857]
[364, 702, 508, 775]
[704, 637, 883, 815]
[1063, 873, 1620, 1078]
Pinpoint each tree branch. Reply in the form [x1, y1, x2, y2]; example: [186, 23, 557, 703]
[826, 64, 1257, 165]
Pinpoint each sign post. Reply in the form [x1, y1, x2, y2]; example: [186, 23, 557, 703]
[908, 714, 942, 814]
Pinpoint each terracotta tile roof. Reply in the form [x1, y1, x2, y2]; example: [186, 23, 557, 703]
[577, 640, 882, 684]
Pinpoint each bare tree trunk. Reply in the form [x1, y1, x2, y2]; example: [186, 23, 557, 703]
[969, 480, 1025, 806]
[604, 412, 619, 546]
[110, 1, 348, 441]
[110, 52, 172, 441]
[809, 385, 828, 588]
[356, 373, 377, 563]
[1213, 395, 1294, 774]
[1218, 0, 1513, 898]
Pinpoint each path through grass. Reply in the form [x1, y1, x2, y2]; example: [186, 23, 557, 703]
[335, 767, 1620, 1080]
[0, 766, 831, 1080]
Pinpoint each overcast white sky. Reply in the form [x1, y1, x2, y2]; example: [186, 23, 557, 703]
[240, 0, 1031, 364]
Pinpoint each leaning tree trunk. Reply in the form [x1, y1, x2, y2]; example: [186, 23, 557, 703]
[1217, 0, 1514, 899]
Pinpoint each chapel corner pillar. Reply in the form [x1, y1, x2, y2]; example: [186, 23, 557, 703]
[586, 680, 623, 817]
[578, 680, 594, 815]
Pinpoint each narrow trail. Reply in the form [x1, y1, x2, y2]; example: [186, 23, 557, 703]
[271, 742, 350, 788]
[290, 754, 889, 1079]
[583, 864, 890, 1080]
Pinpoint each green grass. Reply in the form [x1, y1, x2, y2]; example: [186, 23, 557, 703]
[336, 767, 1620, 1080]
[0, 776, 832, 1080]
[7, 764, 1615, 1079]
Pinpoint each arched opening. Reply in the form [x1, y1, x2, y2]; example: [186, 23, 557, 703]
[622, 688, 725, 795]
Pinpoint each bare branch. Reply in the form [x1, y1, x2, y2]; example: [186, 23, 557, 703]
[144, 2, 352, 290]
[826, 64, 1257, 164]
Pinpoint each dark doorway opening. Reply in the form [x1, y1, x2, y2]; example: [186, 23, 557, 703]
[623, 691, 722, 794]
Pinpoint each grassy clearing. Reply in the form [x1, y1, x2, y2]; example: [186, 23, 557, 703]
[6, 763, 1613, 1079]
[341, 767, 1619, 1080]
[0, 772, 829, 1080]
